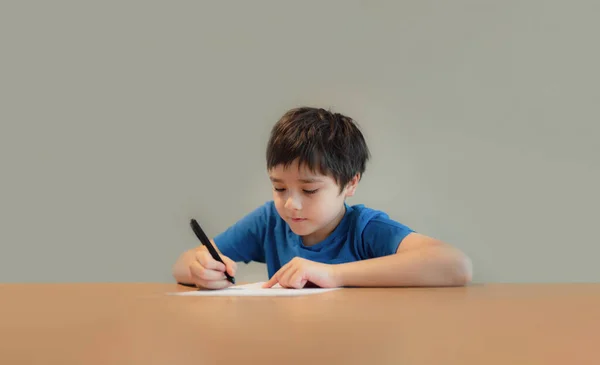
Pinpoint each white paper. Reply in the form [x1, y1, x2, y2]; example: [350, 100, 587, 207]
[168, 282, 340, 297]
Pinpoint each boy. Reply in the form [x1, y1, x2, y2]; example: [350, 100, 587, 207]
[172, 107, 472, 289]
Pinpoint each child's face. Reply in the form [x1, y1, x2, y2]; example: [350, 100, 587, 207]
[268, 159, 358, 246]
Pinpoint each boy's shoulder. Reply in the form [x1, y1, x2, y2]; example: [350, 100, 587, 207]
[249, 200, 280, 222]
[346, 202, 394, 222]
[345, 202, 415, 235]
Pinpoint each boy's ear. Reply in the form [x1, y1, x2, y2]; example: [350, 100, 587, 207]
[344, 174, 360, 197]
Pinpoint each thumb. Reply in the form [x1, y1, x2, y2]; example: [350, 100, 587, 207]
[223, 256, 237, 277]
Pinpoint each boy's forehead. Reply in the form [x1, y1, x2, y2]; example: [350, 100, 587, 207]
[268, 162, 328, 180]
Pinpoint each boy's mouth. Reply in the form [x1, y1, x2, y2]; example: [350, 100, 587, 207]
[291, 218, 306, 222]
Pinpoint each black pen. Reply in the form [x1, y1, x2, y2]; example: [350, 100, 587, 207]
[189, 218, 235, 284]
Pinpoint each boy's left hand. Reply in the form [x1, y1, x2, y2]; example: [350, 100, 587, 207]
[262, 257, 339, 289]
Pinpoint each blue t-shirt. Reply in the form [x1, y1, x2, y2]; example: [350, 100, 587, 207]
[213, 201, 415, 278]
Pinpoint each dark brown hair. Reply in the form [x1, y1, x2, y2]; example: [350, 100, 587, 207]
[266, 107, 370, 192]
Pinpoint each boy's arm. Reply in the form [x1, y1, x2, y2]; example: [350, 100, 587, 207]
[334, 233, 472, 287]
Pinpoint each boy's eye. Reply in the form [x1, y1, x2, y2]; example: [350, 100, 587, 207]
[273, 187, 317, 194]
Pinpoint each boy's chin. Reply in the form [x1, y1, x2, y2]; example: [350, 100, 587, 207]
[286, 223, 315, 236]
[289, 227, 312, 236]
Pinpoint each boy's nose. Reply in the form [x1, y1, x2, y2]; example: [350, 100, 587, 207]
[284, 195, 302, 210]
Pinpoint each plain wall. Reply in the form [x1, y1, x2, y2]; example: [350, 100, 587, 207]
[1, 1, 598, 283]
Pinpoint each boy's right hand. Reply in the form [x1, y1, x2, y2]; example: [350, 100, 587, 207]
[189, 246, 237, 289]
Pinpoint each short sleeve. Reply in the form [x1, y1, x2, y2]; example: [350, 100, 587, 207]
[360, 216, 415, 259]
[212, 203, 269, 264]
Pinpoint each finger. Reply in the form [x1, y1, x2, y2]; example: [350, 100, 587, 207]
[289, 268, 308, 289]
[189, 262, 230, 289]
[263, 261, 292, 288]
[190, 261, 227, 281]
[263, 265, 288, 288]
[196, 250, 226, 272]
[222, 256, 237, 277]
[262, 272, 279, 288]
[199, 279, 232, 290]
[280, 266, 300, 288]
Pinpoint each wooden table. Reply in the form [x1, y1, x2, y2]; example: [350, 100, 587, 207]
[1, 283, 599, 365]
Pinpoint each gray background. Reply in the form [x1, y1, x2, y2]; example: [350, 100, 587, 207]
[1, 1, 598, 283]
